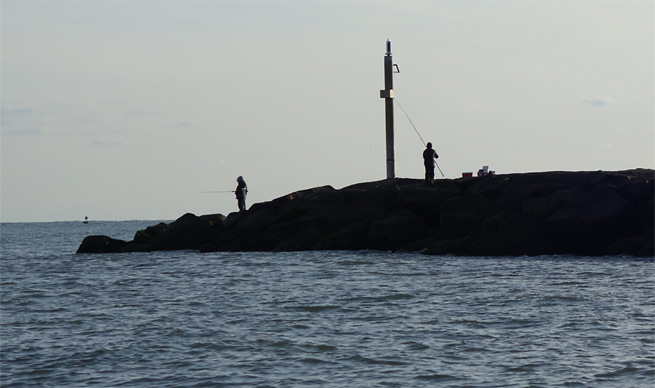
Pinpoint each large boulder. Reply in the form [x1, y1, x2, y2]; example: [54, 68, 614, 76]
[77, 235, 129, 254]
[439, 190, 489, 236]
[545, 187, 639, 254]
[368, 210, 429, 250]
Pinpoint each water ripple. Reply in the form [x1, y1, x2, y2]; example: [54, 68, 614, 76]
[1, 223, 654, 387]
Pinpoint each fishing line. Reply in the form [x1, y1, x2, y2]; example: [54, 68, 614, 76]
[394, 99, 445, 177]
[395, 99, 426, 146]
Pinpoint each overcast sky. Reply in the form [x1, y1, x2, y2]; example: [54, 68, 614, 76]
[2, 0, 653, 222]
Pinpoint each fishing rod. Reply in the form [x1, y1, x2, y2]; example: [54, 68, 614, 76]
[394, 99, 445, 177]
[395, 99, 426, 146]
[200, 190, 235, 194]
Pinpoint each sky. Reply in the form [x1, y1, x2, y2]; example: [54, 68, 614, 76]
[1, 0, 653, 222]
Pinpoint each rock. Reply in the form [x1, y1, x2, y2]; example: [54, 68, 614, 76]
[200, 213, 227, 229]
[123, 213, 221, 252]
[396, 181, 460, 221]
[77, 169, 654, 257]
[314, 221, 373, 250]
[466, 226, 553, 256]
[439, 191, 489, 236]
[368, 210, 428, 250]
[606, 226, 654, 257]
[422, 234, 472, 256]
[266, 216, 333, 251]
[545, 187, 638, 254]
[77, 235, 129, 254]
[133, 222, 168, 244]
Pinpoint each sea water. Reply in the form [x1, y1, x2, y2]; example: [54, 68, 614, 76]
[1, 221, 653, 387]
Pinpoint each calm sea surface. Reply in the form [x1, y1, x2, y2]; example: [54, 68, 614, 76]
[1, 221, 653, 387]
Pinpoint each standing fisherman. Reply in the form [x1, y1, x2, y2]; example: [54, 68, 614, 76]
[235, 176, 248, 211]
[423, 142, 439, 185]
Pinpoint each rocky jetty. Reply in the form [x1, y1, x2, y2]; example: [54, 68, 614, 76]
[77, 169, 654, 257]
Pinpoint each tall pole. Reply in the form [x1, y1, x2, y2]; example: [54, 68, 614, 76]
[380, 40, 395, 179]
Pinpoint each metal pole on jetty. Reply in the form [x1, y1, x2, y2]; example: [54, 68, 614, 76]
[380, 39, 396, 179]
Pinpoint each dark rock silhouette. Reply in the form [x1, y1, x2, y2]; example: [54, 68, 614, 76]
[76, 235, 129, 253]
[77, 169, 654, 257]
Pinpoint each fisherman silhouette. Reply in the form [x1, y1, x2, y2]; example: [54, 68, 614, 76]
[235, 176, 248, 211]
[422, 142, 439, 185]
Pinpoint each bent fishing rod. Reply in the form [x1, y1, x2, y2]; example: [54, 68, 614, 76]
[395, 99, 445, 177]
